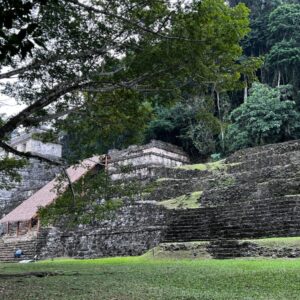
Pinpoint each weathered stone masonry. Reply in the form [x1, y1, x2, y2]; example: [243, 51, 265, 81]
[0, 159, 59, 218]
[163, 140, 300, 258]
[0, 129, 62, 218]
[2, 139, 300, 260]
[38, 202, 168, 259]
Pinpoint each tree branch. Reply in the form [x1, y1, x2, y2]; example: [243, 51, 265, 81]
[69, 0, 202, 43]
[0, 48, 122, 80]
[0, 141, 63, 166]
[62, 167, 76, 210]
[0, 68, 163, 143]
[24, 106, 84, 125]
[0, 80, 91, 140]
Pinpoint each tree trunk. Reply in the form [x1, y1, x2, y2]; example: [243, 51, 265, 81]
[244, 79, 248, 103]
[277, 70, 281, 87]
[216, 91, 225, 151]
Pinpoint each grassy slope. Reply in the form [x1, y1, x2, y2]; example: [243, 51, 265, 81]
[2, 257, 300, 300]
[158, 191, 202, 209]
[245, 236, 300, 248]
[177, 160, 226, 171]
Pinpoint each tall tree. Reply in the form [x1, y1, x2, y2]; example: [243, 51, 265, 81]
[0, 0, 253, 170]
[266, 4, 300, 90]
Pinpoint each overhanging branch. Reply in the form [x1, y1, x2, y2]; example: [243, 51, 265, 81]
[0, 141, 63, 166]
[69, 0, 203, 43]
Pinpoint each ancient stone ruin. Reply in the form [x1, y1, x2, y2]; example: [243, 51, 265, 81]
[1, 138, 300, 261]
[108, 140, 190, 180]
[0, 129, 62, 219]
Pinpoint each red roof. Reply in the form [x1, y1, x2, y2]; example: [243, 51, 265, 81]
[0, 156, 102, 223]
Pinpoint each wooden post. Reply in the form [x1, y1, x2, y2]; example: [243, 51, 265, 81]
[6, 222, 9, 235]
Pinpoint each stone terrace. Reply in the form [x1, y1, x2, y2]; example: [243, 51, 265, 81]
[162, 140, 300, 257]
[2, 139, 300, 260]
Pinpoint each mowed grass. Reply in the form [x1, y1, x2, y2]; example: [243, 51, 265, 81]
[2, 257, 300, 300]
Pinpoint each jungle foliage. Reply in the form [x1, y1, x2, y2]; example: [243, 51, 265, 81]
[0, 0, 253, 166]
[226, 83, 300, 152]
[1, 0, 300, 212]
[39, 169, 139, 226]
[146, 0, 300, 157]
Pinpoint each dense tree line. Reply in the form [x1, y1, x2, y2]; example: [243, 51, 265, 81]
[1, 0, 299, 221]
[142, 0, 300, 158]
[1, 0, 300, 174]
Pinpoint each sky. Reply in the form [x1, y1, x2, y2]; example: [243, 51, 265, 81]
[0, 77, 25, 117]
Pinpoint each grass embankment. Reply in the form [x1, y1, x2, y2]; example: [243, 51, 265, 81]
[245, 236, 300, 248]
[1, 257, 300, 299]
[159, 191, 202, 209]
[177, 160, 226, 171]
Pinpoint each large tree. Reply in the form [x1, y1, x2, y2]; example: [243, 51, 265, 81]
[0, 0, 252, 171]
[266, 4, 300, 90]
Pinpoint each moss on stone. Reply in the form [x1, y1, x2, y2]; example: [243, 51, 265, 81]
[213, 176, 236, 188]
[142, 181, 160, 193]
[158, 191, 202, 209]
[155, 178, 185, 182]
[177, 160, 226, 171]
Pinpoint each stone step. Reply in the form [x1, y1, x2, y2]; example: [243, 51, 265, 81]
[0, 237, 38, 261]
[226, 140, 300, 164]
[163, 195, 300, 242]
[200, 177, 300, 207]
[228, 164, 300, 185]
[143, 180, 204, 202]
[227, 151, 300, 174]
[157, 167, 214, 180]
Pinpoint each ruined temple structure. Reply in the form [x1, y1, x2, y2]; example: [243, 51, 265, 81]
[0, 128, 62, 218]
[2, 139, 300, 261]
[108, 140, 190, 180]
[0, 140, 190, 260]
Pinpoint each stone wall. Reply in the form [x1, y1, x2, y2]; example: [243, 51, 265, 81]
[38, 202, 168, 259]
[0, 159, 59, 218]
[164, 195, 300, 242]
[10, 130, 62, 158]
[158, 240, 300, 259]
[37, 139, 300, 259]
[207, 239, 300, 259]
[108, 140, 190, 181]
[4, 138, 300, 260]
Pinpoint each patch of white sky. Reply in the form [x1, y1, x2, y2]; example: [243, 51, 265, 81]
[0, 0, 193, 118]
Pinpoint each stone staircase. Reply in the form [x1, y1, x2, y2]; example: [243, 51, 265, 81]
[0, 237, 38, 262]
[0, 229, 49, 262]
[2, 139, 300, 260]
[161, 140, 300, 252]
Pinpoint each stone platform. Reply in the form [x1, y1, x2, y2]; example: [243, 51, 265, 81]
[2, 139, 300, 260]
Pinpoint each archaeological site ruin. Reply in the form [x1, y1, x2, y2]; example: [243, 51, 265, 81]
[1, 131, 300, 261]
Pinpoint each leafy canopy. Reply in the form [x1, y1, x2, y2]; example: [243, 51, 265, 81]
[226, 82, 300, 152]
[0, 0, 253, 166]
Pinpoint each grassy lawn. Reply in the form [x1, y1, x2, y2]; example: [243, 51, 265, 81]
[1, 257, 300, 299]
